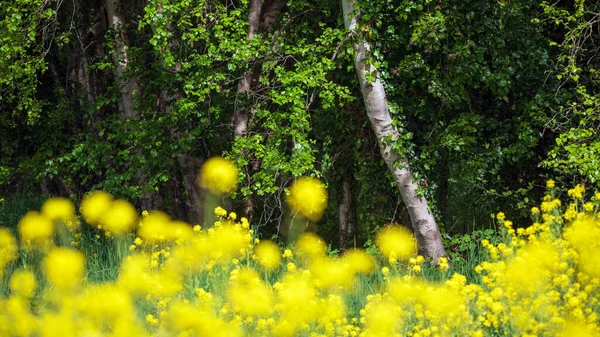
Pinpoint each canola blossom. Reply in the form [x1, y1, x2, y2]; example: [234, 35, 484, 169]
[1, 183, 600, 337]
[286, 177, 328, 221]
[197, 156, 239, 195]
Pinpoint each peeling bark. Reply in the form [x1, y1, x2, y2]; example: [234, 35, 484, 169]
[341, 0, 446, 261]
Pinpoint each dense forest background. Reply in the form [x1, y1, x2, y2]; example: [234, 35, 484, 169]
[1, 0, 598, 252]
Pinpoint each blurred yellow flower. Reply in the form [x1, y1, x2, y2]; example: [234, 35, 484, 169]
[286, 177, 328, 221]
[197, 156, 238, 195]
[80, 191, 113, 225]
[296, 232, 326, 260]
[41, 197, 75, 221]
[100, 199, 138, 236]
[255, 240, 281, 270]
[375, 225, 416, 261]
[227, 268, 274, 316]
[342, 248, 375, 274]
[18, 211, 54, 244]
[10, 270, 36, 298]
[310, 256, 354, 289]
[43, 248, 85, 290]
[546, 179, 555, 189]
[0, 228, 17, 273]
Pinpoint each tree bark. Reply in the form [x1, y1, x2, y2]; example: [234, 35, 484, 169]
[177, 154, 205, 224]
[341, 0, 446, 261]
[233, 0, 285, 220]
[339, 180, 355, 250]
[436, 148, 450, 229]
[233, 0, 266, 138]
[105, 0, 140, 119]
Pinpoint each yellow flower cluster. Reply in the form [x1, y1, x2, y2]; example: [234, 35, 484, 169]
[197, 156, 239, 195]
[1, 183, 600, 337]
[286, 177, 328, 221]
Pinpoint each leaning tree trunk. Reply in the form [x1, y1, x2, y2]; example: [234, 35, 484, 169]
[341, 0, 446, 261]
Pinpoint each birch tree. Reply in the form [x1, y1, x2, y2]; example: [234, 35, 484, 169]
[341, 0, 446, 261]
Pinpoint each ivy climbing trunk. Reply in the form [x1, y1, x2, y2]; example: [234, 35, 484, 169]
[341, 0, 446, 261]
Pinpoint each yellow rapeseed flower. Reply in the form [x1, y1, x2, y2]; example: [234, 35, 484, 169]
[568, 184, 585, 199]
[438, 256, 449, 272]
[100, 199, 138, 236]
[10, 270, 36, 298]
[342, 248, 375, 274]
[227, 268, 274, 316]
[255, 240, 282, 271]
[295, 232, 326, 260]
[309, 256, 354, 289]
[375, 225, 416, 261]
[43, 247, 85, 290]
[80, 191, 113, 225]
[214, 206, 227, 217]
[0, 228, 17, 273]
[286, 177, 328, 221]
[18, 211, 54, 244]
[546, 179, 555, 189]
[197, 156, 238, 195]
[283, 249, 293, 259]
[41, 197, 75, 222]
[496, 212, 506, 221]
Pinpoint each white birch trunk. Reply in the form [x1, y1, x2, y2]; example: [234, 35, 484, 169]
[341, 0, 446, 261]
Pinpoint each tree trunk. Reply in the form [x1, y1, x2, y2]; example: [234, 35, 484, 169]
[233, 0, 285, 220]
[436, 148, 450, 230]
[105, 0, 140, 119]
[177, 154, 205, 224]
[341, 0, 446, 261]
[105, 0, 152, 210]
[339, 180, 355, 250]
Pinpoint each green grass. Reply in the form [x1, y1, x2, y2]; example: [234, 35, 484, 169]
[0, 192, 494, 314]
